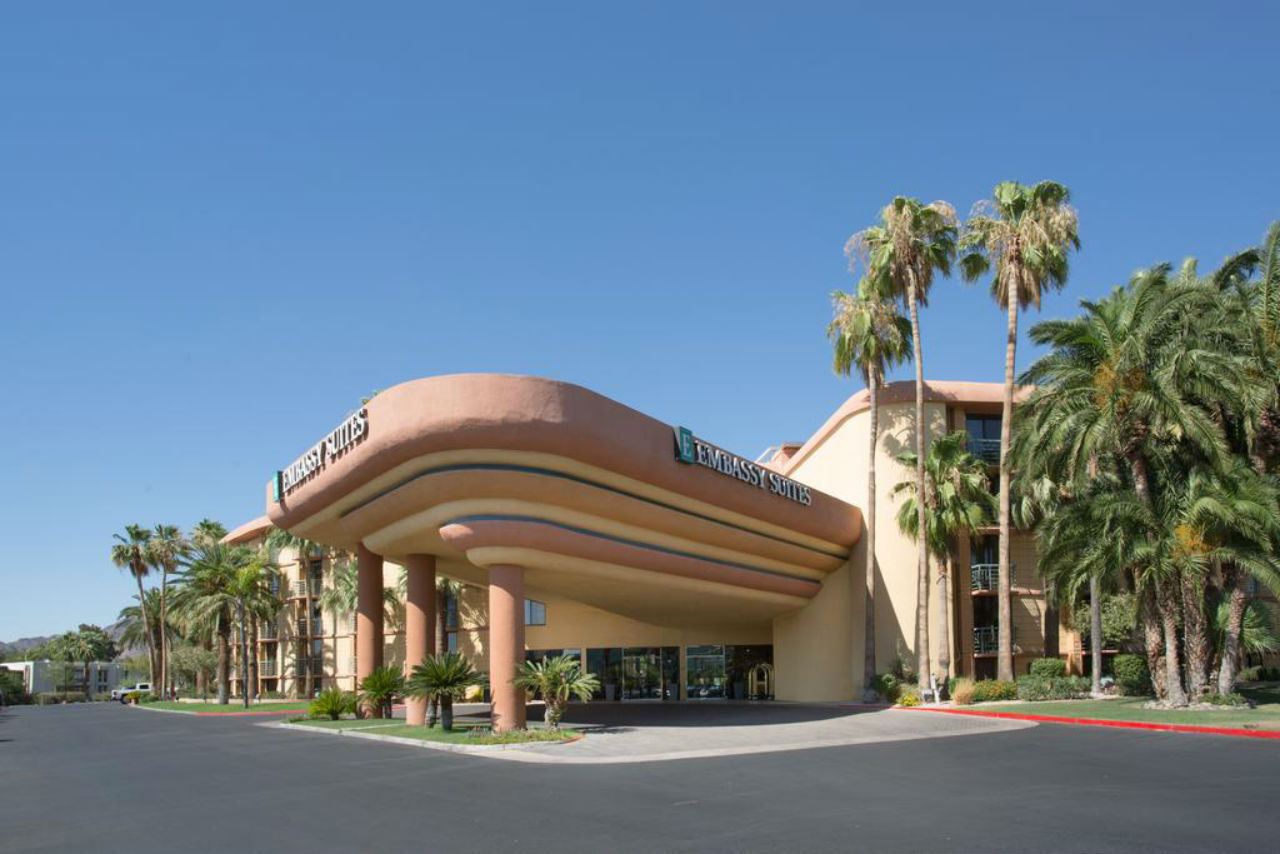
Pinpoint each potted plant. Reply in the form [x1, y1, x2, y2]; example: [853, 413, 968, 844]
[512, 655, 599, 729]
[407, 652, 480, 731]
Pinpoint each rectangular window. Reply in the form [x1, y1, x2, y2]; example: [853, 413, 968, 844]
[446, 594, 459, 631]
[524, 599, 546, 626]
[686, 644, 726, 700]
[446, 632, 458, 653]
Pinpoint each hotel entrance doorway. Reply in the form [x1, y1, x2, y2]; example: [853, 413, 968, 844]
[587, 647, 679, 701]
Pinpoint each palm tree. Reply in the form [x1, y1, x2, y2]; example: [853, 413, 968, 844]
[267, 528, 328, 698]
[117, 589, 178, 673]
[512, 655, 599, 729]
[407, 652, 480, 731]
[357, 664, 405, 719]
[229, 548, 280, 705]
[171, 544, 251, 704]
[892, 432, 996, 686]
[1019, 269, 1241, 704]
[959, 180, 1080, 681]
[846, 196, 958, 691]
[147, 524, 189, 698]
[828, 281, 912, 699]
[190, 519, 228, 550]
[111, 525, 155, 684]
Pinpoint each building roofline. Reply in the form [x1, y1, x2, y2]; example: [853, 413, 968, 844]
[778, 380, 1031, 476]
[222, 515, 273, 545]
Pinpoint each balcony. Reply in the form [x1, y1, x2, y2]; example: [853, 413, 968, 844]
[295, 618, 325, 637]
[973, 626, 999, 655]
[966, 436, 1001, 464]
[259, 623, 279, 640]
[293, 657, 325, 677]
[970, 563, 1018, 592]
[291, 579, 322, 598]
[258, 660, 278, 677]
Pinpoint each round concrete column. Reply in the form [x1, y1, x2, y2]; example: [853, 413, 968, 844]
[403, 554, 436, 726]
[488, 564, 526, 732]
[356, 543, 385, 716]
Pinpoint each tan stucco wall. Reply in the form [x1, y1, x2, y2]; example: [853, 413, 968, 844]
[783, 397, 951, 693]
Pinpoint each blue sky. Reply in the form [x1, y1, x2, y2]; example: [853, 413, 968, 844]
[1, 2, 1276, 640]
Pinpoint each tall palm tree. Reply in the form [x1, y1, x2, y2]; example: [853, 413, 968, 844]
[111, 525, 155, 684]
[892, 432, 996, 685]
[146, 524, 189, 698]
[171, 544, 251, 704]
[959, 180, 1080, 681]
[190, 519, 228, 549]
[846, 196, 958, 691]
[828, 281, 912, 699]
[228, 549, 280, 707]
[1019, 270, 1242, 703]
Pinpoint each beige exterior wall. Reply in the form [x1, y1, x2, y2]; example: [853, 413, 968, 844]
[781, 397, 950, 695]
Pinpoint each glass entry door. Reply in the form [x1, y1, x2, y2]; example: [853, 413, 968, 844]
[622, 648, 662, 700]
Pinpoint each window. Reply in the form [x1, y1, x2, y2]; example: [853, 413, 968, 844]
[524, 599, 546, 626]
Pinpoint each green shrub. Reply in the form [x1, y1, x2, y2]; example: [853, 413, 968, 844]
[260, 690, 283, 700]
[1204, 692, 1250, 707]
[970, 680, 1017, 702]
[35, 691, 88, 705]
[1238, 666, 1261, 682]
[139, 693, 162, 704]
[1017, 675, 1091, 701]
[1029, 658, 1067, 678]
[309, 688, 357, 721]
[1113, 654, 1150, 696]
[871, 673, 901, 703]
[896, 686, 921, 707]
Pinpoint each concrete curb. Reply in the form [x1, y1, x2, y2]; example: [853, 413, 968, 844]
[904, 706, 1280, 740]
[129, 703, 309, 717]
[271, 720, 584, 757]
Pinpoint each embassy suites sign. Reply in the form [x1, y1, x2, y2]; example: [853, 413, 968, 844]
[273, 408, 369, 501]
[674, 426, 812, 506]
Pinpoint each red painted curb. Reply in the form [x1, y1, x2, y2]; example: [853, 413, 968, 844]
[902, 705, 1280, 740]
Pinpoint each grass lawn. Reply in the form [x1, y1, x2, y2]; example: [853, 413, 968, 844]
[975, 685, 1280, 730]
[140, 701, 310, 714]
[290, 718, 580, 745]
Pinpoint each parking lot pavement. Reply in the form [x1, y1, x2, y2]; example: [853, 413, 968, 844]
[3, 701, 1279, 854]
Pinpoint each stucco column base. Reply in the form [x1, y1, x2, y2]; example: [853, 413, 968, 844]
[356, 543, 385, 718]
[488, 564, 526, 732]
[403, 553, 436, 726]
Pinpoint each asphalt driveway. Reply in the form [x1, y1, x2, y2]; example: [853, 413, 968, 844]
[2, 702, 1277, 854]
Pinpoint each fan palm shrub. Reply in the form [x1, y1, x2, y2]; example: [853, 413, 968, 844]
[512, 655, 600, 729]
[407, 652, 479, 731]
[310, 686, 357, 720]
[357, 664, 404, 719]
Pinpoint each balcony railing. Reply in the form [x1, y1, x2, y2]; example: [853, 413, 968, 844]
[259, 623, 279, 640]
[293, 658, 325, 677]
[973, 626, 999, 654]
[258, 660, 278, 677]
[295, 618, 325, 637]
[966, 436, 1001, 464]
[291, 580, 322, 598]
[970, 563, 1016, 591]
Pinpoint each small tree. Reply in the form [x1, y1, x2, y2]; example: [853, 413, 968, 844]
[310, 687, 357, 721]
[357, 665, 404, 719]
[406, 652, 479, 731]
[512, 655, 599, 729]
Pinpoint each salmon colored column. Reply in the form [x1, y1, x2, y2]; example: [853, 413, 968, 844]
[356, 543, 385, 717]
[403, 554, 436, 726]
[488, 564, 526, 732]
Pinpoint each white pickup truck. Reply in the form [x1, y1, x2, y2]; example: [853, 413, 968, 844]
[111, 682, 152, 702]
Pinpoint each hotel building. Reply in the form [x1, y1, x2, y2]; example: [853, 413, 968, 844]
[223, 374, 1080, 728]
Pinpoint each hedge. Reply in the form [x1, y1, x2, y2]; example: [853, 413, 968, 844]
[1028, 658, 1067, 678]
[1112, 654, 1151, 696]
[969, 679, 1017, 702]
[1016, 675, 1091, 701]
